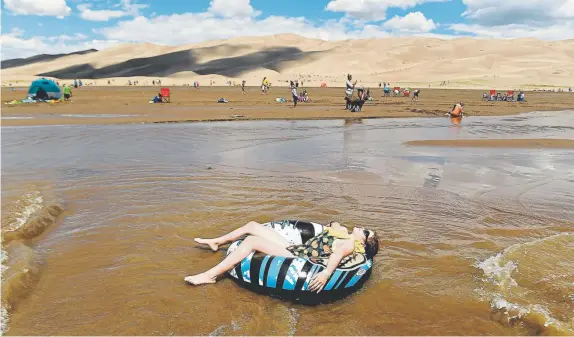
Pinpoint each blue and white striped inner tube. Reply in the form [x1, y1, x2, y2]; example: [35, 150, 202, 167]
[226, 220, 373, 304]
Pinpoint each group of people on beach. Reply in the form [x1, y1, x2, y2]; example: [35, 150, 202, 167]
[344, 74, 371, 112]
[346, 74, 465, 120]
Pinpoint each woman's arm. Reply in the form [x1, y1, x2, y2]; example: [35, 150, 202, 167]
[308, 239, 355, 292]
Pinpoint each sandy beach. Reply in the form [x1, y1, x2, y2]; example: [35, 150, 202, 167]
[2, 86, 573, 127]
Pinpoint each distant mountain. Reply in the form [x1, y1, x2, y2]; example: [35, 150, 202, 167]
[1, 49, 99, 69]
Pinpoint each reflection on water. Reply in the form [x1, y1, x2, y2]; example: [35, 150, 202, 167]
[1, 111, 573, 335]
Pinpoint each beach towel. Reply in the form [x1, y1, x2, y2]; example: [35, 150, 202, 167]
[275, 97, 286, 103]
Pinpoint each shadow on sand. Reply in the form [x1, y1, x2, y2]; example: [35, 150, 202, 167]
[39, 45, 323, 79]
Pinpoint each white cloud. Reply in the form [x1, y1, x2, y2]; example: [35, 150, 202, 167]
[454, 0, 574, 39]
[7, 27, 25, 37]
[450, 21, 574, 39]
[121, 0, 148, 16]
[325, 0, 448, 21]
[0, 31, 118, 60]
[77, 0, 148, 22]
[383, 12, 437, 32]
[78, 4, 128, 21]
[462, 0, 574, 26]
[3, 0, 71, 18]
[208, 0, 260, 18]
[98, 13, 394, 45]
[46, 33, 89, 42]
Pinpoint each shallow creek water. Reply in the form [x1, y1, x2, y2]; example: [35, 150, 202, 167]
[1, 111, 573, 335]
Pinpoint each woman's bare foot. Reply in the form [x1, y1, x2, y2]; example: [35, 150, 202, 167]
[184, 273, 216, 285]
[194, 238, 219, 251]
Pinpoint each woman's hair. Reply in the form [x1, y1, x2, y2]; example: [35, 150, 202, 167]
[364, 231, 380, 259]
[347, 74, 352, 80]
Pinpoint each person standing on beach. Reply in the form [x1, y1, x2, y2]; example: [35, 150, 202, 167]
[62, 85, 72, 101]
[261, 77, 269, 94]
[345, 74, 357, 110]
[291, 81, 298, 108]
[241, 80, 246, 95]
[412, 89, 420, 103]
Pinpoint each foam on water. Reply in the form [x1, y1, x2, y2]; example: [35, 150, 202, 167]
[476, 233, 574, 335]
[4, 192, 44, 232]
[477, 253, 518, 288]
[1, 189, 64, 335]
[0, 242, 43, 336]
[1, 305, 8, 335]
[0, 250, 8, 334]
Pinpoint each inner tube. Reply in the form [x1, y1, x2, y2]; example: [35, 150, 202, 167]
[226, 220, 373, 304]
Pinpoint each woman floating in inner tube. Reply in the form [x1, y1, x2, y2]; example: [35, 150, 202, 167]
[185, 221, 379, 292]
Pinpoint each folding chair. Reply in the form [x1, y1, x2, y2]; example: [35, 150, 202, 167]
[160, 87, 171, 103]
[507, 90, 515, 101]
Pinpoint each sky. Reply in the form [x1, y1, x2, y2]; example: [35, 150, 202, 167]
[1, 0, 573, 60]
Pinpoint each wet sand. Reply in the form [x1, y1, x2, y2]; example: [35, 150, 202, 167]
[2, 87, 573, 126]
[406, 138, 574, 149]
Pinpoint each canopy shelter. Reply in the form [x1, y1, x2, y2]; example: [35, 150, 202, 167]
[27, 78, 61, 100]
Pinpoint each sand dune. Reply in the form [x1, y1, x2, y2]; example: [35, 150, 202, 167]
[1, 49, 97, 70]
[2, 34, 573, 89]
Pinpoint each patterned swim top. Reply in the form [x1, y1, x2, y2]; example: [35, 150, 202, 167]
[287, 227, 365, 259]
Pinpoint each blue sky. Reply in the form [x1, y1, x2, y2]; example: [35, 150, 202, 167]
[1, 0, 572, 60]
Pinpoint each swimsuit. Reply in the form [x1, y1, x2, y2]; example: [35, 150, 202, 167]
[287, 227, 365, 259]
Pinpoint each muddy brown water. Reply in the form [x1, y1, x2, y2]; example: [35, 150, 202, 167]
[1, 111, 573, 335]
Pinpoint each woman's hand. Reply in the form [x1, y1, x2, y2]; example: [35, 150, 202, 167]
[308, 270, 330, 293]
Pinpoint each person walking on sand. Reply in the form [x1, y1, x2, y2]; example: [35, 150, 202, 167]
[290, 81, 298, 108]
[412, 89, 420, 103]
[62, 85, 72, 101]
[241, 80, 246, 95]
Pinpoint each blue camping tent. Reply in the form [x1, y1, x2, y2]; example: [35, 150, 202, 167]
[28, 78, 61, 100]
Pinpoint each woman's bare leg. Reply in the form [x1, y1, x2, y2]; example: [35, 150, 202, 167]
[185, 235, 294, 285]
[194, 221, 290, 251]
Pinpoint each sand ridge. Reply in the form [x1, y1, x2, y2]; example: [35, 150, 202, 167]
[2, 34, 573, 89]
